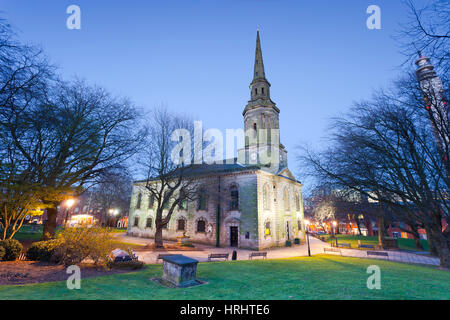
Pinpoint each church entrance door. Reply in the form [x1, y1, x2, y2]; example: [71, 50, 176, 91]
[230, 226, 239, 247]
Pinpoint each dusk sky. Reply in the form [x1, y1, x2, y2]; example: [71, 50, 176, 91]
[0, 0, 428, 176]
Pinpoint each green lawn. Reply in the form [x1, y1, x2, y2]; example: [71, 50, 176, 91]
[0, 255, 448, 300]
[321, 234, 429, 252]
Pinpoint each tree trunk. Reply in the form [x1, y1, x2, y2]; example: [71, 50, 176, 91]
[42, 205, 58, 240]
[425, 227, 438, 256]
[410, 224, 424, 250]
[154, 227, 163, 248]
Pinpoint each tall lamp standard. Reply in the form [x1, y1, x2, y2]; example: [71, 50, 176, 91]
[63, 199, 75, 227]
[332, 221, 338, 247]
[304, 219, 311, 257]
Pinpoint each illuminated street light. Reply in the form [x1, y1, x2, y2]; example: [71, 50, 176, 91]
[64, 198, 76, 226]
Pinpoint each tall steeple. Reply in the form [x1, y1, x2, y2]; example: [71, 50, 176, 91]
[253, 30, 266, 81]
[244, 30, 278, 114]
[238, 30, 287, 172]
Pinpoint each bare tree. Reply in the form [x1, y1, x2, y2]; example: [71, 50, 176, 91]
[90, 166, 133, 226]
[3, 79, 146, 239]
[298, 77, 449, 267]
[141, 108, 200, 248]
[0, 18, 53, 239]
[397, 0, 449, 75]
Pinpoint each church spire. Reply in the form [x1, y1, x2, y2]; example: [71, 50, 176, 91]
[253, 30, 266, 81]
[248, 30, 272, 103]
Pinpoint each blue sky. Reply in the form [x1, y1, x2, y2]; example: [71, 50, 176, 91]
[0, 0, 427, 177]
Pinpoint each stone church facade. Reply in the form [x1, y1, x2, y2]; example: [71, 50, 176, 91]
[127, 31, 305, 250]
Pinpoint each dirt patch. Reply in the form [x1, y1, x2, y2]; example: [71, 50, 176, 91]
[0, 261, 137, 286]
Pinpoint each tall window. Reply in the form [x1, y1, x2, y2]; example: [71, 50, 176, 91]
[148, 194, 155, 209]
[146, 217, 152, 229]
[197, 219, 206, 232]
[284, 188, 290, 211]
[177, 218, 186, 231]
[295, 193, 300, 211]
[230, 186, 239, 210]
[136, 193, 142, 209]
[134, 216, 139, 227]
[197, 189, 207, 210]
[263, 184, 270, 210]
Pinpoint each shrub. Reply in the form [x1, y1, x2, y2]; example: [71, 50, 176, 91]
[107, 259, 144, 270]
[285, 240, 292, 247]
[294, 238, 300, 245]
[0, 246, 5, 261]
[26, 239, 63, 261]
[54, 227, 113, 266]
[0, 239, 23, 261]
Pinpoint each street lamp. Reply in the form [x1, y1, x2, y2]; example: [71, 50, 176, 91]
[304, 219, 311, 257]
[332, 221, 338, 247]
[64, 198, 76, 226]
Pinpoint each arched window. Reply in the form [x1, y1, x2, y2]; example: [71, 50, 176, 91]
[146, 217, 152, 229]
[253, 123, 257, 131]
[255, 88, 257, 95]
[197, 189, 207, 210]
[136, 193, 142, 209]
[134, 216, 139, 227]
[177, 218, 186, 231]
[284, 188, 290, 211]
[262, 87, 264, 94]
[263, 184, 270, 210]
[230, 186, 239, 210]
[197, 219, 206, 232]
[295, 193, 300, 211]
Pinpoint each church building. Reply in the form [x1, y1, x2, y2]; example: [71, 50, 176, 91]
[127, 31, 305, 250]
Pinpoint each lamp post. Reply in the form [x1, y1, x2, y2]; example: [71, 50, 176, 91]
[63, 198, 75, 227]
[304, 219, 311, 257]
[332, 221, 338, 247]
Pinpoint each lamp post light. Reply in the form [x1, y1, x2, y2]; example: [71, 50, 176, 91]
[332, 221, 338, 247]
[64, 198, 76, 227]
[304, 219, 311, 257]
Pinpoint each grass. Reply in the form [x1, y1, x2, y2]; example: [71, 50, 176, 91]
[0, 255, 448, 300]
[320, 234, 429, 252]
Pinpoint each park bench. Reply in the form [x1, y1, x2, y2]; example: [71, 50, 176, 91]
[208, 253, 229, 261]
[323, 247, 342, 255]
[337, 243, 351, 248]
[249, 252, 267, 260]
[366, 251, 389, 259]
[358, 244, 375, 249]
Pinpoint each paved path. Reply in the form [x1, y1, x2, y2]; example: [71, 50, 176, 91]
[116, 234, 440, 266]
